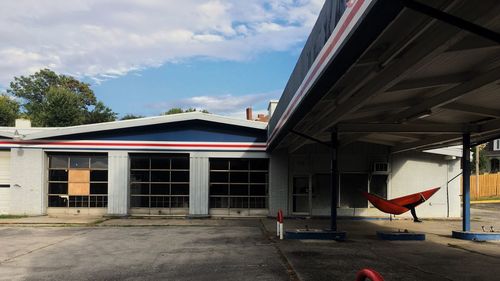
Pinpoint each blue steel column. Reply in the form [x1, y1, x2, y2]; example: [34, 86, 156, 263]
[462, 133, 471, 232]
[331, 129, 339, 231]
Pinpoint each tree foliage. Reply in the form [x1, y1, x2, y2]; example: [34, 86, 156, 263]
[163, 107, 209, 115]
[39, 87, 85, 127]
[0, 94, 21, 126]
[121, 114, 145, 120]
[7, 69, 116, 127]
[471, 144, 488, 174]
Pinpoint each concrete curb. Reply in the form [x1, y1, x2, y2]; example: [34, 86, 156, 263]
[471, 200, 500, 204]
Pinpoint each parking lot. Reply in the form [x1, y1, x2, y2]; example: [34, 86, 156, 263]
[1, 205, 500, 281]
[0, 220, 289, 281]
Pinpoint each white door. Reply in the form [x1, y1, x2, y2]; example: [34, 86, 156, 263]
[0, 150, 11, 214]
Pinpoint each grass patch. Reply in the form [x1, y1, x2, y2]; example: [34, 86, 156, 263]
[0, 215, 27, 219]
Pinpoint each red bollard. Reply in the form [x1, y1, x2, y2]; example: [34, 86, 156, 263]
[277, 209, 284, 240]
[355, 268, 384, 281]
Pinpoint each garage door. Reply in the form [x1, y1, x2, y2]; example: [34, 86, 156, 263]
[130, 154, 190, 215]
[209, 158, 268, 216]
[0, 150, 11, 214]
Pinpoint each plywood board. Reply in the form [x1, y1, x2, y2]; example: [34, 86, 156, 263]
[69, 169, 90, 183]
[69, 182, 90, 195]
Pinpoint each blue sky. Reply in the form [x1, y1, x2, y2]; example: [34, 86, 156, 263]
[0, 0, 324, 119]
[91, 50, 301, 118]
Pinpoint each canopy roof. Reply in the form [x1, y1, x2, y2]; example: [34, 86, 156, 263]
[268, 0, 500, 153]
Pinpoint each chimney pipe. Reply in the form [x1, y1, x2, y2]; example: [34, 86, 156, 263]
[246, 107, 253, 121]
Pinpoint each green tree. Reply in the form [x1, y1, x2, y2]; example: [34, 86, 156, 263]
[164, 108, 184, 115]
[7, 69, 115, 126]
[39, 87, 86, 127]
[163, 108, 210, 115]
[85, 101, 117, 124]
[472, 144, 488, 174]
[0, 94, 21, 126]
[120, 114, 145, 120]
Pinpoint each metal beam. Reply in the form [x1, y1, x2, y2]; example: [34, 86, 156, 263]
[337, 123, 479, 134]
[447, 35, 500, 52]
[331, 130, 339, 231]
[442, 103, 500, 118]
[289, 129, 331, 148]
[391, 134, 461, 154]
[390, 65, 500, 122]
[479, 118, 500, 134]
[462, 133, 471, 231]
[400, 0, 500, 44]
[387, 73, 470, 92]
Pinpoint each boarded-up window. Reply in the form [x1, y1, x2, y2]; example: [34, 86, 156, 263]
[48, 154, 108, 208]
[68, 170, 90, 195]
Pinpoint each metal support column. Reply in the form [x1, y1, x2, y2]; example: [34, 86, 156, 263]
[331, 129, 339, 231]
[462, 133, 471, 232]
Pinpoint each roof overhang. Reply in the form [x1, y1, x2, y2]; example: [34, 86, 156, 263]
[268, 0, 500, 153]
[23, 112, 267, 140]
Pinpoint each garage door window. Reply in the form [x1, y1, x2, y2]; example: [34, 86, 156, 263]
[130, 154, 189, 209]
[209, 158, 268, 211]
[48, 154, 108, 208]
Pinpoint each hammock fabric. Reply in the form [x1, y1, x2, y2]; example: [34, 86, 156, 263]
[361, 187, 440, 215]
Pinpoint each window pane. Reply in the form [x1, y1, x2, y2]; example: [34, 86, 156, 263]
[250, 172, 267, 183]
[230, 159, 248, 170]
[230, 197, 248, 208]
[130, 157, 149, 169]
[250, 184, 266, 196]
[249, 197, 266, 208]
[49, 195, 67, 207]
[151, 171, 170, 182]
[150, 196, 169, 208]
[70, 157, 90, 169]
[151, 183, 169, 195]
[210, 172, 228, 183]
[90, 170, 108, 182]
[90, 156, 108, 169]
[210, 159, 228, 170]
[171, 196, 189, 208]
[210, 197, 228, 208]
[69, 196, 89, 207]
[171, 157, 189, 170]
[90, 196, 107, 207]
[231, 172, 248, 183]
[171, 171, 189, 182]
[49, 156, 68, 169]
[130, 171, 149, 182]
[131, 196, 149, 207]
[49, 183, 68, 194]
[230, 184, 248, 196]
[340, 173, 368, 208]
[49, 170, 68, 182]
[250, 159, 268, 170]
[151, 156, 170, 169]
[90, 183, 108, 194]
[131, 183, 149, 195]
[210, 184, 228, 195]
[171, 184, 189, 195]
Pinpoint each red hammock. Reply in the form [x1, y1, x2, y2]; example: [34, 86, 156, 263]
[361, 187, 440, 215]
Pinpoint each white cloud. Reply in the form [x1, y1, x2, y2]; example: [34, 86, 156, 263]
[0, 0, 324, 85]
[148, 90, 281, 118]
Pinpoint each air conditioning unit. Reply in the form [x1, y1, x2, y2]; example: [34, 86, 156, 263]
[373, 162, 390, 174]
